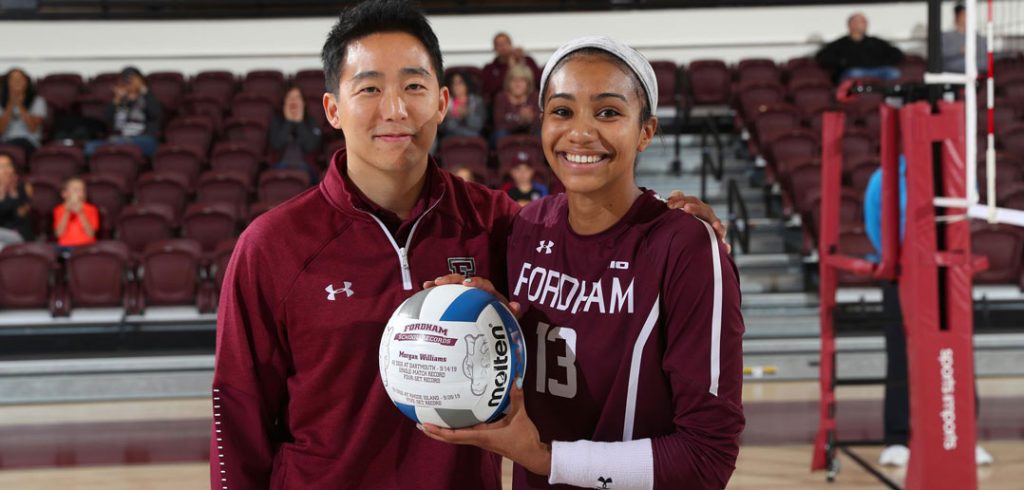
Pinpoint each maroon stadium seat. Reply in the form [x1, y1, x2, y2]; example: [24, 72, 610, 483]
[0, 243, 58, 310]
[999, 123, 1024, 155]
[753, 104, 801, 147]
[87, 72, 120, 101]
[789, 80, 835, 117]
[211, 142, 262, 183]
[231, 93, 276, 126]
[801, 188, 863, 246]
[152, 144, 206, 185]
[246, 201, 275, 224]
[165, 116, 215, 155]
[736, 81, 785, 124]
[30, 145, 85, 182]
[971, 223, 1024, 284]
[24, 173, 62, 237]
[843, 87, 885, 120]
[443, 66, 484, 94]
[196, 170, 250, 215]
[182, 203, 239, 253]
[845, 156, 880, 193]
[191, 70, 237, 107]
[90, 143, 145, 183]
[66, 240, 133, 308]
[496, 134, 545, 178]
[258, 169, 310, 205]
[685, 59, 732, 106]
[294, 69, 327, 99]
[210, 238, 237, 291]
[76, 93, 109, 126]
[438, 136, 488, 176]
[306, 95, 332, 136]
[222, 117, 268, 151]
[0, 144, 27, 172]
[180, 93, 225, 130]
[321, 138, 346, 167]
[842, 130, 876, 162]
[37, 73, 84, 113]
[135, 171, 191, 219]
[116, 203, 176, 255]
[138, 239, 204, 309]
[243, 70, 286, 105]
[146, 71, 187, 115]
[649, 61, 679, 109]
[768, 129, 818, 170]
[736, 58, 781, 85]
[898, 55, 928, 83]
[84, 173, 130, 236]
[787, 64, 832, 89]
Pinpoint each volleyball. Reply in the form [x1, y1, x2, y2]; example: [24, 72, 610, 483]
[378, 284, 526, 428]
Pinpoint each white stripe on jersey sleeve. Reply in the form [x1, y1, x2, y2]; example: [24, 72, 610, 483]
[700, 220, 724, 396]
[549, 439, 654, 490]
[623, 295, 660, 442]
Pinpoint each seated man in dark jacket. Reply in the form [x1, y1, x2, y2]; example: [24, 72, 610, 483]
[816, 12, 904, 82]
[84, 66, 161, 157]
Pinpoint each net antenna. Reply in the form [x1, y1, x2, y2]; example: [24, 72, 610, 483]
[927, 0, 1024, 226]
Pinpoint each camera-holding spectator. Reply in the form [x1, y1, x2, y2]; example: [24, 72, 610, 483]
[492, 63, 539, 145]
[53, 177, 98, 251]
[482, 32, 542, 99]
[0, 152, 33, 248]
[504, 161, 548, 207]
[943, 3, 987, 73]
[0, 68, 47, 162]
[269, 86, 322, 184]
[440, 71, 486, 140]
[816, 13, 904, 82]
[84, 66, 161, 158]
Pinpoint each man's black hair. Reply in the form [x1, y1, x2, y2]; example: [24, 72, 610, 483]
[321, 0, 444, 94]
[954, 3, 966, 16]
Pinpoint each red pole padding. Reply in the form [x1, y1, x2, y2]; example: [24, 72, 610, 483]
[898, 101, 978, 490]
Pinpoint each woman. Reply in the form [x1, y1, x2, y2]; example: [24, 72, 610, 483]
[423, 37, 745, 490]
[0, 68, 47, 162]
[269, 86, 322, 184]
[0, 152, 33, 247]
[491, 62, 538, 145]
[440, 71, 486, 140]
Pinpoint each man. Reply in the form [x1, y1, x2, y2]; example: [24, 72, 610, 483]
[942, 3, 987, 73]
[84, 66, 161, 157]
[482, 32, 542, 99]
[210, 2, 725, 488]
[816, 12, 904, 82]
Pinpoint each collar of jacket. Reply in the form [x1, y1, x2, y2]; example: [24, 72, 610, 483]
[319, 148, 447, 222]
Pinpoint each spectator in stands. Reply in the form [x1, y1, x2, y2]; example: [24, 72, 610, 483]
[943, 3, 987, 73]
[0, 153, 33, 247]
[269, 86, 322, 184]
[0, 68, 47, 162]
[504, 161, 547, 206]
[491, 63, 539, 146]
[53, 177, 98, 252]
[864, 157, 993, 467]
[816, 12, 904, 82]
[482, 32, 542, 98]
[84, 66, 161, 158]
[439, 71, 486, 140]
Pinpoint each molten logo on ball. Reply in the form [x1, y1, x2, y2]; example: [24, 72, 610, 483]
[379, 285, 526, 428]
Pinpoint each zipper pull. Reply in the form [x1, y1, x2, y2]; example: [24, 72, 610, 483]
[399, 247, 410, 269]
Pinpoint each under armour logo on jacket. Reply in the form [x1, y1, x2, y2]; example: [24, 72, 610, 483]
[326, 282, 353, 300]
[536, 240, 554, 254]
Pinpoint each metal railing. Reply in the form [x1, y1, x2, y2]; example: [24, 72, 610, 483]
[726, 178, 750, 255]
[699, 116, 724, 202]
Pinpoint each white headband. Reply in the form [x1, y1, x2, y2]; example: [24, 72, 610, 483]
[538, 35, 658, 114]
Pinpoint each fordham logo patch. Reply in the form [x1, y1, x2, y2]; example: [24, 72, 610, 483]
[447, 257, 476, 277]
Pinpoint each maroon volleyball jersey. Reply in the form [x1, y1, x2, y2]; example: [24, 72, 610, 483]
[507, 191, 745, 490]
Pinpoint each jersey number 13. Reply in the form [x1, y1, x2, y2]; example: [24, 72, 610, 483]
[535, 322, 577, 399]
